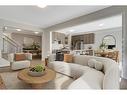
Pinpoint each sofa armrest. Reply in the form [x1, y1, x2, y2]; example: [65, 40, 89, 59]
[48, 54, 56, 62]
[8, 53, 14, 63]
[25, 53, 32, 61]
[103, 63, 120, 89]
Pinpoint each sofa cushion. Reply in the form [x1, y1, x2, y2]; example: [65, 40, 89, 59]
[68, 69, 104, 89]
[64, 54, 73, 63]
[15, 53, 26, 61]
[69, 65, 90, 79]
[48, 61, 72, 76]
[68, 77, 91, 89]
[11, 60, 30, 70]
[48, 61, 90, 78]
[73, 55, 88, 66]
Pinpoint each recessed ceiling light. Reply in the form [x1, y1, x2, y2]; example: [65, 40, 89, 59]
[37, 4, 47, 8]
[34, 32, 39, 34]
[69, 30, 75, 32]
[16, 29, 21, 31]
[4, 26, 7, 30]
[99, 23, 104, 27]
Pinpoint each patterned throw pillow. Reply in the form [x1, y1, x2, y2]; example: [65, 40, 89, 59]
[15, 53, 26, 61]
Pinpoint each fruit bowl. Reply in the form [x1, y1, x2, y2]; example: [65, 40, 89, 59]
[28, 65, 46, 77]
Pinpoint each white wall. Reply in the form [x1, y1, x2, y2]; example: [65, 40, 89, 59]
[11, 33, 42, 48]
[94, 28, 122, 61]
[122, 11, 127, 79]
[94, 28, 122, 49]
[42, 31, 51, 60]
[0, 30, 3, 50]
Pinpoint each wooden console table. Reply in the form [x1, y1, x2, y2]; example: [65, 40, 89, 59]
[95, 50, 119, 62]
[23, 50, 41, 55]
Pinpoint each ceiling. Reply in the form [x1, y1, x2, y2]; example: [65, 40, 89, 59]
[1, 26, 42, 36]
[56, 14, 122, 35]
[0, 6, 109, 28]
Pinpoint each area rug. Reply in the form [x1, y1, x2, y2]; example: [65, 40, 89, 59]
[0, 70, 74, 89]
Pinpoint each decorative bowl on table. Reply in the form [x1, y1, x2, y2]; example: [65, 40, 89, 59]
[28, 65, 46, 77]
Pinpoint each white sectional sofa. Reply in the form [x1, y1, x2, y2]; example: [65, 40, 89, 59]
[47, 55, 120, 89]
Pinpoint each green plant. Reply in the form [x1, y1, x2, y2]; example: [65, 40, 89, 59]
[31, 42, 40, 50]
[99, 42, 107, 49]
[30, 65, 45, 72]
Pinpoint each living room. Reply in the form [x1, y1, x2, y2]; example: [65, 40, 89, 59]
[0, 5, 127, 91]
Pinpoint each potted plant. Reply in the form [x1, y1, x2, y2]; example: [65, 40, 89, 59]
[31, 42, 40, 50]
[28, 65, 45, 77]
[99, 42, 107, 51]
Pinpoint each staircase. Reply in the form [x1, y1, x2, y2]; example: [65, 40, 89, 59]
[0, 33, 22, 68]
[0, 50, 10, 67]
[2, 34, 22, 54]
[2, 34, 22, 58]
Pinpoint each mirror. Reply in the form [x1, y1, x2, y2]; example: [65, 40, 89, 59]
[102, 35, 116, 49]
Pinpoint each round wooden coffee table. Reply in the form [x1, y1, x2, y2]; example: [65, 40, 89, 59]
[17, 68, 56, 89]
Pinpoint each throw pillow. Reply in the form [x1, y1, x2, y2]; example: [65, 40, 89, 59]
[95, 61, 103, 71]
[64, 54, 73, 63]
[88, 59, 96, 68]
[15, 53, 26, 61]
[88, 59, 103, 71]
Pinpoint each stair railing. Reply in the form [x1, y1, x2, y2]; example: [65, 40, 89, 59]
[2, 34, 22, 53]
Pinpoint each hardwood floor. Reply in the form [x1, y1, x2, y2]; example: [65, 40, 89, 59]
[30, 58, 43, 67]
